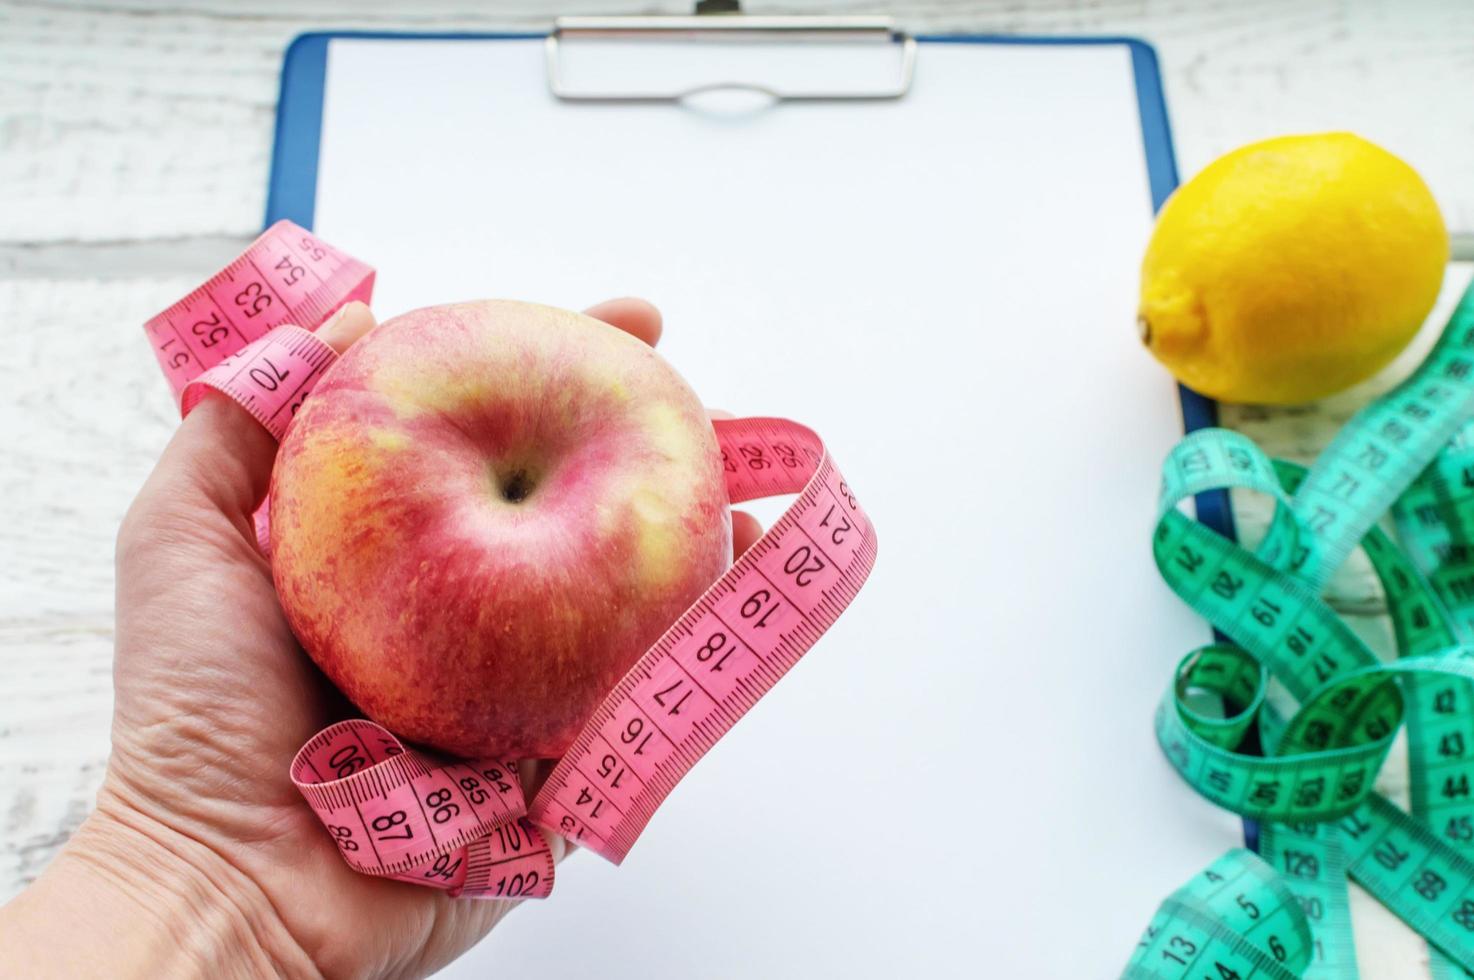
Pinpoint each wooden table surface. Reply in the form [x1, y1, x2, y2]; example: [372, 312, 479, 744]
[3, 1, 1473, 975]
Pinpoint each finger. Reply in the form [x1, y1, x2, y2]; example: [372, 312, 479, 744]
[584, 297, 662, 348]
[517, 757, 559, 800]
[315, 299, 377, 353]
[153, 302, 378, 519]
[732, 510, 763, 557]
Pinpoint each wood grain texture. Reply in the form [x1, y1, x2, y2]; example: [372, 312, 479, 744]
[2, 1, 1472, 975]
[3, 0, 1472, 249]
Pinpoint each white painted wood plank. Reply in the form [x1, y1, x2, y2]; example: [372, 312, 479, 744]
[0, 274, 187, 895]
[2, 1, 1471, 245]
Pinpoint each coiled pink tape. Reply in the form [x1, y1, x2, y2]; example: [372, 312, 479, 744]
[291, 721, 555, 899]
[144, 221, 373, 400]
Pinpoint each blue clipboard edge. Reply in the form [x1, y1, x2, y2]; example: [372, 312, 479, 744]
[269, 28, 1247, 843]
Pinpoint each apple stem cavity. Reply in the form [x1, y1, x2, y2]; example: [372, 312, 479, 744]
[499, 468, 537, 504]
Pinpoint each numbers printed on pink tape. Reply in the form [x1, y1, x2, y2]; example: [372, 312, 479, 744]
[144, 220, 374, 399]
[144, 220, 877, 897]
[291, 721, 555, 899]
[531, 417, 877, 863]
[180, 326, 340, 441]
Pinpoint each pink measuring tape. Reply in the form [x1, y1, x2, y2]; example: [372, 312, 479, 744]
[143, 220, 876, 897]
[145, 224, 373, 409]
[291, 721, 555, 898]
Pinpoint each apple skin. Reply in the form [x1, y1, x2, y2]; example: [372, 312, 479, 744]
[269, 300, 732, 759]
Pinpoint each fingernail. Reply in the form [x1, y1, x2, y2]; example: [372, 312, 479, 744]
[319, 302, 353, 330]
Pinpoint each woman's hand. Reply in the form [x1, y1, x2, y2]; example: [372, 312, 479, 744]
[0, 298, 762, 979]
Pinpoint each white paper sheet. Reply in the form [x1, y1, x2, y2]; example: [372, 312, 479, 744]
[312, 36, 1242, 977]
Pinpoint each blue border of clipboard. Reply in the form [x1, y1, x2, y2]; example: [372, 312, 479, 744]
[268, 29, 1244, 838]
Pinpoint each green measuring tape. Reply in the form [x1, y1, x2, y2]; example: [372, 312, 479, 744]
[1126, 279, 1474, 979]
[1128, 848, 1313, 979]
[1397, 424, 1474, 980]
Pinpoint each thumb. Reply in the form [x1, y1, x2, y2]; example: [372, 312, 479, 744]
[152, 302, 378, 520]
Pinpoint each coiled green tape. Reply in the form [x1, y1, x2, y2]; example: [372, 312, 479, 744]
[1127, 281, 1474, 979]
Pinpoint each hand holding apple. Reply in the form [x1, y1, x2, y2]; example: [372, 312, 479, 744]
[4, 299, 763, 979]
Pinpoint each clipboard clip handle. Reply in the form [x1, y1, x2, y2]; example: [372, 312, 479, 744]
[546, 5, 917, 103]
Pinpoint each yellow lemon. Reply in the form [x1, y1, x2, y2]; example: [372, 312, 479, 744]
[1139, 133, 1447, 404]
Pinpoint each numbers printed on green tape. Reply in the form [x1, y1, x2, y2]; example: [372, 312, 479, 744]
[1127, 281, 1474, 979]
[1125, 849, 1311, 979]
[1398, 424, 1474, 980]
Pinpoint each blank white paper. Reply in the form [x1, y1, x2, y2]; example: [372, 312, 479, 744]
[312, 36, 1241, 978]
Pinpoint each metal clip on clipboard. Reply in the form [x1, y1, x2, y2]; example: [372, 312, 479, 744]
[546, 2, 917, 103]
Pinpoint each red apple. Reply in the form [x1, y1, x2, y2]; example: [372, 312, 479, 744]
[269, 300, 732, 758]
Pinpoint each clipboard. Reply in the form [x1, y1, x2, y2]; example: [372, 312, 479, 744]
[266, 16, 1242, 976]
[269, 19, 1230, 529]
